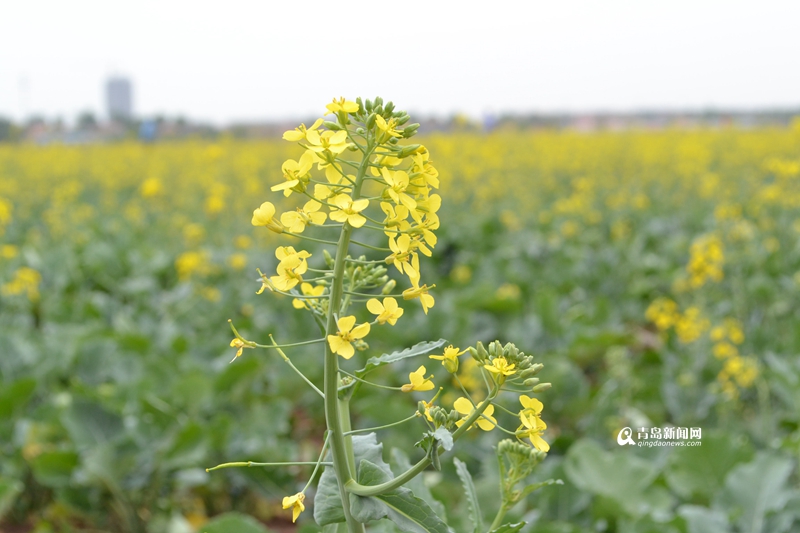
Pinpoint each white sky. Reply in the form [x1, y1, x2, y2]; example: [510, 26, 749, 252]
[2, 0, 799, 125]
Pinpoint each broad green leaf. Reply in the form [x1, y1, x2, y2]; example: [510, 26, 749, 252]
[315, 433, 394, 526]
[390, 448, 446, 521]
[716, 452, 796, 533]
[355, 340, 447, 378]
[0, 479, 23, 520]
[453, 458, 482, 533]
[664, 431, 752, 501]
[350, 460, 452, 533]
[201, 511, 272, 533]
[677, 505, 730, 533]
[29, 451, 79, 488]
[60, 398, 123, 449]
[0, 377, 36, 420]
[321, 523, 349, 533]
[563, 439, 663, 518]
[489, 523, 526, 533]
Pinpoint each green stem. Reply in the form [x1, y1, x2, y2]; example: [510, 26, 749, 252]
[324, 132, 374, 533]
[345, 391, 496, 497]
[489, 504, 509, 531]
[343, 413, 419, 436]
[206, 461, 332, 472]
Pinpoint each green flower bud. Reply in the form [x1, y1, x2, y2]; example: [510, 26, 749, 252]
[402, 123, 420, 138]
[523, 378, 540, 387]
[532, 382, 552, 393]
[374, 96, 383, 106]
[382, 279, 396, 294]
[417, 401, 427, 417]
[397, 144, 422, 158]
[395, 113, 410, 125]
[323, 121, 341, 131]
[476, 341, 489, 361]
[356, 127, 365, 134]
[323, 249, 334, 268]
[365, 99, 374, 112]
[366, 113, 376, 129]
[443, 357, 459, 374]
[384, 101, 395, 114]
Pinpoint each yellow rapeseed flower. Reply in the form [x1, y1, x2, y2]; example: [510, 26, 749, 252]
[327, 316, 371, 359]
[402, 283, 435, 314]
[282, 492, 306, 523]
[366, 297, 404, 325]
[280, 200, 327, 233]
[329, 194, 369, 228]
[453, 397, 496, 431]
[251, 201, 285, 233]
[283, 118, 323, 142]
[429, 345, 466, 374]
[401, 366, 435, 392]
[484, 357, 516, 377]
[326, 97, 359, 115]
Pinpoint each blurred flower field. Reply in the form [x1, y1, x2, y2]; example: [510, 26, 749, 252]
[2, 124, 800, 532]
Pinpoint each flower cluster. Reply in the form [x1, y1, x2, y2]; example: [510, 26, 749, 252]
[232, 98, 550, 525]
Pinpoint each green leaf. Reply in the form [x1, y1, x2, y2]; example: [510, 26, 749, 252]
[314, 433, 394, 526]
[201, 511, 272, 533]
[453, 458, 482, 533]
[563, 439, 665, 518]
[0, 478, 23, 520]
[321, 523, 349, 533]
[29, 451, 79, 488]
[432, 428, 453, 452]
[0, 377, 36, 420]
[390, 448, 446, 522]
[677, 505, 731, 533]
[355, 340, 448, 378]
[350, 460, 452, 533]
[665, 432, 753, 501]
[716, 452, 796, 533]
[489, 523, 526, 533]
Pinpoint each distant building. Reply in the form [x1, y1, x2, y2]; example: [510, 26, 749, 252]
[106, 77, 133, 121]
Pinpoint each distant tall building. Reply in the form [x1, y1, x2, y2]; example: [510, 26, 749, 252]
[106, 77, 133, 120]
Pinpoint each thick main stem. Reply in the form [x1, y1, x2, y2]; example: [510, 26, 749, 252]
[324, 143, 372, 533]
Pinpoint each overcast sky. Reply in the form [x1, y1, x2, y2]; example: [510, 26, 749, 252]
[2, 0, 799, 125]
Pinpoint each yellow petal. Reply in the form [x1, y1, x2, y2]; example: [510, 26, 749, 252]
[366, 298, 384, 315]
[337, 315, 356, 333]
[453, 397, 473, 415]
[350, 322, 371, 339]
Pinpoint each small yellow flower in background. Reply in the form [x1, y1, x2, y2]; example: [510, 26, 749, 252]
[140, 177, 163, 198]
[402, 283, 435, 314]
[453, 397, 496, 431]
[675, 307, 709, 344]
[327, 316, 371, 359]
[518, 412, 549, 452]
[282, 492, 306, 523]
[292, 282, 326, 310]
[227, 253, 247, 271]
[1, 266, 42, 302]
[280, 200, 327, 233]
[401, 366, 435, 392]
[283, 118, 323, 142]
[712, 341, 738, 360]
[366, 297, 404, 325]
[326, 97, 359, 114]
[1, 244, 19, 259]
[251, 201, 285, 233]
[645, 297, 679, 331]
[234, 235, 252, 249]
[484, 356, 516, 378]
[329, 194, 369, 228]
[429, 345, 466, 374]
